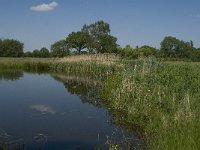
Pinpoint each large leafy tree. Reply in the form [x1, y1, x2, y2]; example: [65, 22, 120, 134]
[51, 40, 69, 57]
[40, 47, 50, 58]
[23, 51, 33, 57]
[66, 31, 90, 54]
[160, 36, 192, 58]
[81, 20, 118, 53]
[136, 45, 157, 57]
[0, 39, 24, 57]
[32, 49, 40, 57]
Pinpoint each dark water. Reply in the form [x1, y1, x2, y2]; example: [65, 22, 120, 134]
[0, 71, 138, 150]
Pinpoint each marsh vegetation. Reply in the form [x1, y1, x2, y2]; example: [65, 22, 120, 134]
[0, 54, 200, 149]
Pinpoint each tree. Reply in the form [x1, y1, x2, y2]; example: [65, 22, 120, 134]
[81, 20, 118, 53]
[40, 47, 50, 58]
[135, 45, 157, 57]
[32, 49, 40, 57]
[51, 40, 69, 57]
[189, 48, 200, 61]
[97, 35, 118, 53]
[160, 36, 192, 58]
[66, 31, 90, 54]
[120, 45, 137, 59]
[0, 39, 24, 57]
[23, 51, 33, 57]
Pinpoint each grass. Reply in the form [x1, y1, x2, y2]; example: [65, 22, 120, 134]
[0, 55, 200, 149]
[101, 58, 200, 149]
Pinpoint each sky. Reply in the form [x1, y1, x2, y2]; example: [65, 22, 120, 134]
[0, 0, 200, 51]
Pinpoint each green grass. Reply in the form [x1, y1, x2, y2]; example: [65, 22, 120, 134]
[101, 58, 200, 149]
[0, 56, 200, 149]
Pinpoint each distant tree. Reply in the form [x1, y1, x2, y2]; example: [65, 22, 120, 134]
[40, 47, 50, 58]
[51, 40, 69, 57]
[136, 45, 157, 57]
[98, 35, 118, 53]
[32, 49, 40, 57]
[160, 36, 179, 57]
[189, 48, 200, 61]
[120, 45, 137, 59]
[160, 36, 192, 58]
[81, 20, 118, 53]
[120, 45, 157, 59]
[0, 39, 2, 56]
[190, 40, 194, 48]
[0, 39, 24, 57]
[23, 51, 33, 57]
[66, 31, 90, 54]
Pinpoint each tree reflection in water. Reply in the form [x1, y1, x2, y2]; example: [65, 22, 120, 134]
[52, 74, 103, 108]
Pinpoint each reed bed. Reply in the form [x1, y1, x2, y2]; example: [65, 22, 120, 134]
[59, 54, 120, 65]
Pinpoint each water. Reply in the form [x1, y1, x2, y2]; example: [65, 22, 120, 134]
[0, 71, 138, 150]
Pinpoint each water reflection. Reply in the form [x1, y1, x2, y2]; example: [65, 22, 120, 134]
[0, 69, 23, 81]
[0, 71, 139, 149]
[31, 105, 56, 114]
[52, 74, 102, 108]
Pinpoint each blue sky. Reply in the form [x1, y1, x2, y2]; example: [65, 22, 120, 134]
[0, 0, 200, 51]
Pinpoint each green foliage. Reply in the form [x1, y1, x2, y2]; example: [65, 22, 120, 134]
[188, 48, 200, 62]
[101, 59, 200, 150]
[120, 45, 137, 59]
[23, 51, 33, 57]
[30, 47, 50, 58]
[160, 36, 193, 58]
[82, 20, 118, 53]
[120, 45, 157, 59]
[66, 31, 90, 54]
[51, 40, 69, 57]
[39, 47, 50, 58]
[32, 49, 40, 57]
[0, 39, 24, 57]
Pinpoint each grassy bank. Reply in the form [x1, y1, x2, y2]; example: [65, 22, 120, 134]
[0, 55, 199, 150]
[102, 58, 200, 149]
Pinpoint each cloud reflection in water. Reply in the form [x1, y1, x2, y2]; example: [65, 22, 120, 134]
[31, 105, 56, 114]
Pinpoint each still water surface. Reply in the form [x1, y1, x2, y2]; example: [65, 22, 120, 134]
[0, 72, 138, 149]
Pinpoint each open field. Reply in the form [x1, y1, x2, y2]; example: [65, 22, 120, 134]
[0, 55, 200, 150]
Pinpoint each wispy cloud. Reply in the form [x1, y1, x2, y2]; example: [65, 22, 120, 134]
[30, 1, 58, 12]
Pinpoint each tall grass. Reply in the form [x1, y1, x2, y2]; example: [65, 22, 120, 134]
[101, 58, 200, 149]
[0, 55, 121, 79]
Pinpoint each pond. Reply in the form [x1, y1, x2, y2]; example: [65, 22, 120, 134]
[0, 70, 139, 150]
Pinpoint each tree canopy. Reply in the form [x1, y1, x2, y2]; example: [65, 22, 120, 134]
[81, 20, 118, 53]
[66, 32, 90, 54]
[0, 39, 24, 57]
[40, 47, 50, 58]
[160, 36, 193, 58]
[51, 40, 69, 57]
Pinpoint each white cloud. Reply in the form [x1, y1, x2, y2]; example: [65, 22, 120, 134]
[30, 1, 58, 12]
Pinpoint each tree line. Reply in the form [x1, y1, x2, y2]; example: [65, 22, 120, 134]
[1, 20, 200, 61]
